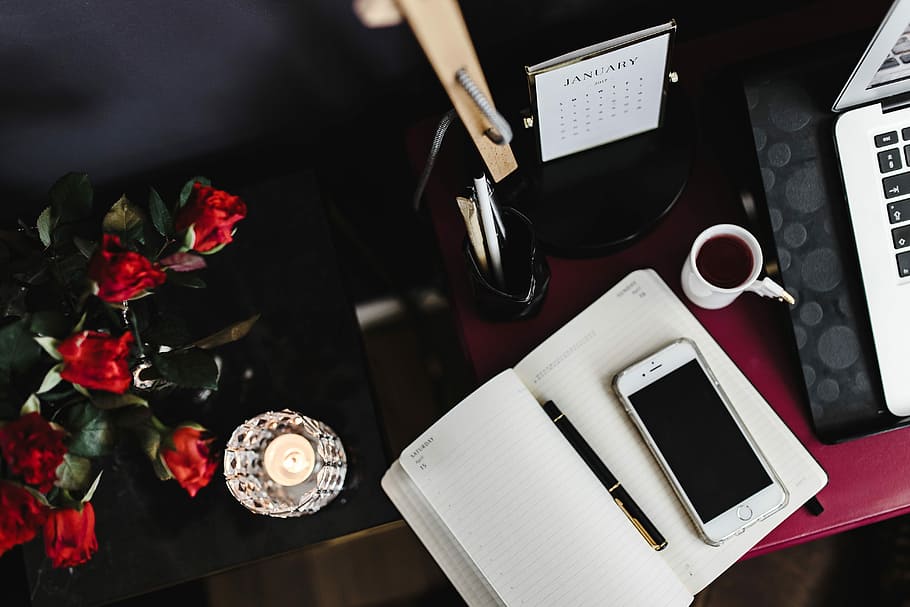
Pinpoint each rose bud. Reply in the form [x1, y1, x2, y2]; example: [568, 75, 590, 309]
[87, 234, 166, 302]
[160, 425, 218, 497]
[175, 182, 247, 253]
[44, 503, 98, 568]
[0, 481, 48, 556]
[0, 413, 67, 493]
[58, 330, 135, 393]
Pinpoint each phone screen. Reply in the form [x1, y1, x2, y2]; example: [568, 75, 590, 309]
[627, 360, 772, 522]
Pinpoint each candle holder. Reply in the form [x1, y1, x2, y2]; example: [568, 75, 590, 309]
[223, 409, 347, 517]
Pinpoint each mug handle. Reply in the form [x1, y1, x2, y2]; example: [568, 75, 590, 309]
[746, 277, 795, 305]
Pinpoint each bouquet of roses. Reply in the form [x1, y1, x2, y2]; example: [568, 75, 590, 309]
[0, 173, 254, 568]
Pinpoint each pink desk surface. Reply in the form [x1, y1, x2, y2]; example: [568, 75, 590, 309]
[415, 110, 910, 556]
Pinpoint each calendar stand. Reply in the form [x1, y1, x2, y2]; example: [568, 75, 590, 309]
[502, 85, 694, 258]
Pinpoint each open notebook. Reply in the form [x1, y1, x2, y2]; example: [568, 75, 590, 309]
[382, 269, 827, 606]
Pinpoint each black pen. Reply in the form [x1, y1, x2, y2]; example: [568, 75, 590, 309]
[543, 400, 667, 551]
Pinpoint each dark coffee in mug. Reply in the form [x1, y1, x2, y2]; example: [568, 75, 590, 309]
[695, 234, 755, 289]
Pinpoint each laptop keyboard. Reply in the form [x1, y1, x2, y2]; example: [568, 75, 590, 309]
[876, 128, 910, 277]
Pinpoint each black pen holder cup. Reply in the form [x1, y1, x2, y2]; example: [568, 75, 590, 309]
[463, 207, 550, 321]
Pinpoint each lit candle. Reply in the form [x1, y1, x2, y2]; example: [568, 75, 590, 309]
[263, 433, 316, 486]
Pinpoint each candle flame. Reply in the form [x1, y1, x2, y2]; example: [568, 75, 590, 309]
[283, 450, 308, 473]
[263, 433, 316, 486]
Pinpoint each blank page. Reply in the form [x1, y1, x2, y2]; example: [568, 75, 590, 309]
[513, 269, 828, 594]
[382, 461, 504, 607]
[399, 370, 692, 607]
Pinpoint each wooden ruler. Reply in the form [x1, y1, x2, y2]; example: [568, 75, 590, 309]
[354, 0, 518, 182]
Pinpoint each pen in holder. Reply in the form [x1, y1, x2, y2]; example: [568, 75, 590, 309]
[463, 206, 550, 321]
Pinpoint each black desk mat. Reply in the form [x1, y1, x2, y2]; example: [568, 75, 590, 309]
[21, 171, 398, 607]
[736, 44, 910, 442]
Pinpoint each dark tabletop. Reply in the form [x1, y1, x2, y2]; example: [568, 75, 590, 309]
[21, 171, 398, 607]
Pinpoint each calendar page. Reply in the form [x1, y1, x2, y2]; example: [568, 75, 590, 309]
[527, 24, 674, 162]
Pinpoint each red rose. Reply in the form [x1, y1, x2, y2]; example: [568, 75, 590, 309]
[87, 234, 166, 302]
[160, 425, 218, 497]
[0, 413, 66, 493]
[0, 481, 48, 556]
[44, 502, 98, 568]
[174, 183, 247, 253]
[58, 330, 134, 393]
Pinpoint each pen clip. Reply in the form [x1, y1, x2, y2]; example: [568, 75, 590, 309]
[613, 495, 665, 550]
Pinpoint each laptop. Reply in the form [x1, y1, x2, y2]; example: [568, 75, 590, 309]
[834, 0, 910, 417]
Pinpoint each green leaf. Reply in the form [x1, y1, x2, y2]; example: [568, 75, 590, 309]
[149, 188, 174, 238]
[21, 484, 50, 507]
[167, 271, 205, 289]
[55, 453, 92, 491]
[37, 363, 63, 394]
[34, 336, 62, 360]
[36, 207, 53, 247]
[20, 393, 40, 415]
[178, 176, 211, 209]
[152, 454, 173, 481]
[134, 422, 162, 462]
[29, 310, 70, 338]
[81, 470, 102, 503]
[102, 195, 144, 234]
[72, 236, 97, 259]
[38, 383, 77, 402]
[193, 314, 260, 350]
[142, 224, 166, 261]
[198, 239, 229, 256]
[110, 404, 152, 428]
[181, 224, 196, 251]
[15, 259, 50, 286]
[63, 402, 114, 457]
[0, 283, 27, 319]
[55, 253, 89, 288]
[53, 489, 86, 511]
[0, 319, 43, 382]
[153, 348, 218, 390]
[49, 173, 93, 223]
[72, 383, 90, 397]
[92, 392, 147, 410]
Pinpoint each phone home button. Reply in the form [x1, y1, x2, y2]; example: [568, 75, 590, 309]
[736, 505, 753, 521]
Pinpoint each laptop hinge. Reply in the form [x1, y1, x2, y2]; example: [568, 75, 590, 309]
[882, 92, 910, 113]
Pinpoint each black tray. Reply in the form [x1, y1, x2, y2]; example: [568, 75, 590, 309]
[730, 40, 910, 442]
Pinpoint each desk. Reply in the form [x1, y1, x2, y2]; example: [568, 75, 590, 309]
[418, 0, 910, 558]
[18, 171, 398, 606]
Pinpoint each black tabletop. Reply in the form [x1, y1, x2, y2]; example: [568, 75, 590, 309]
[22, 170, 398, 607]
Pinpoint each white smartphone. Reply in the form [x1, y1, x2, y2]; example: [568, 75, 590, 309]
[612, 338, 788, 546]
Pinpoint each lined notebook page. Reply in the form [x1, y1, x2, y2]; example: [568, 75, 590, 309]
[513, 269, 828, 594]
[382, 462, 504, 607]
[399, 370, 692, 607]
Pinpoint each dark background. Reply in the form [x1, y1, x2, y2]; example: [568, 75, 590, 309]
[1, 0, 804, 203]
[0, 0, 819, 305]
[1, 1, 897, 605]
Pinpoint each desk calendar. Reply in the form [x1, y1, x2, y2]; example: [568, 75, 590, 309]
[526, 21, 676, 162]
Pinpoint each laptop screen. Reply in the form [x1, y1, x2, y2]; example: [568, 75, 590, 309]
[834, 0, 910, 111]
[868, 21, 910, 89]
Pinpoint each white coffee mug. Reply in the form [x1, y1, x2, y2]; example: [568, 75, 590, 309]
[681, 224, 794, 310]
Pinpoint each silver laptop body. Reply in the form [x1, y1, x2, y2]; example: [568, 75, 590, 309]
[833, 0, 910, 417]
